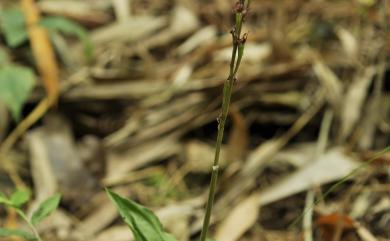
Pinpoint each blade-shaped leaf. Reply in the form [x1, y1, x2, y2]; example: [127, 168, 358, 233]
[0, 228, 36, 240]
[0, 65, 35, 120]
[40, 17, 93, 59]
[0, 8, 28, 47]
[106, 189, 171, 241]
[10, 188, 30, 208]
[31, 194, 61, 226]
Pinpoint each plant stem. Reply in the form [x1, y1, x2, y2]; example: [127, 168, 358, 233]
[198, 38, 236, 241]
[199, 165, 219, 241]
[16, 209, 42, 241]
[199, 1, 249, 241]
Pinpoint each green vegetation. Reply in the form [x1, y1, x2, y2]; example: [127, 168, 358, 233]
[0, 8, 92, 55]
[107, 189, 215, 241]
[106, 1, 250, 241]
[0, 65, 35, 120]
[0, 6, 92, 123]
[0, 189, 61, 241]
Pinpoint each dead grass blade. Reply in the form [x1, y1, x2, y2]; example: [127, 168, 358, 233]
[340, 67, 375, 141]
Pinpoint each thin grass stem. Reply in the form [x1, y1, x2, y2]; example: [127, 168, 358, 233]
[198, 1, 250, 241]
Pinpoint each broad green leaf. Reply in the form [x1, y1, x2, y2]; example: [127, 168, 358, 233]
[0, 228, 36, 240]
[40, 17, 93, 59]
[106, 189, 169, 241]
[31, 194, 61, 225]
[0, 65, 35, 120]
[0, 8, 28, 47]
[10, 188, 30, 207]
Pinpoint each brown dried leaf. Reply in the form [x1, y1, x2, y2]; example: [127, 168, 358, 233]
[316, 214, 356, 241]
[316, 214, 355, 229]
[340, 67, 375, 140]
[90, 16, 168, 44]
[177, 26, 217, 56]
[112, 0, 131, 22]
[104, 136, 180, 184]
[313, 61, 342, 107]
[335, 27, 358, 59]
[355, 221, 379, 241]
[38, 0, 111, 26]
[241, 138, 284, 176]
[258, 148, 358, 206]
[185, 140, 227, 173]
[27, 129, 58, 205]
[139, 6, 200, 50]
[217, 148, 358, 241]
[215, 195, 260, 241]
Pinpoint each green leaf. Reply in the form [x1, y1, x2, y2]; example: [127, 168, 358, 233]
[0, 65, 35, 120]
[107, 189, 172, 241]
[0, 8, 28, 47]
[10, 188, 30, 207]
[40, 17, 93, 59]
[0, 228, 36, 240]
[0, 193, 11, 206]
[31, 194, 61, 226]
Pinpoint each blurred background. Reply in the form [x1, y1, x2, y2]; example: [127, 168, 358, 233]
[0, 0, 389, 240]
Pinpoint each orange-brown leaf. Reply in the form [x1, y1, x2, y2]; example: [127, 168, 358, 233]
[21, 0, 59, 105]
[316, 214, 357, 241]
[316, 213, 355, 229]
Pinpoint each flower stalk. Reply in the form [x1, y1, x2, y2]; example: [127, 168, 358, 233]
[199, 1, 250, 241]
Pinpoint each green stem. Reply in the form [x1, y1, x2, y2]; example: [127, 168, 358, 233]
[198, 46, 236, 241]
[16, 209, 42, 241]
[199, 65, 235, 241]
[229, 44, 238, 79]
[199, 165, 219, 241]
[199, 2, 250, 240]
